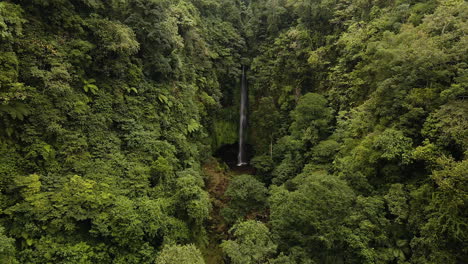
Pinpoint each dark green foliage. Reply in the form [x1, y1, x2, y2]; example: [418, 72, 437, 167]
[222, 174, 268, 222]
[290, 93, 333, 144]
[155, 244, 205, 264]
[422, 101, 468, 157]
[0, 225, 18, 264]
[251, 96, 281, 154]
[0, 0, 466, 263]
[251, 154, 274, 182]
[0, 0, 244, 263]
[221, 220, 277, 264]
[245, 0, 467, 263]
[269, 172, 355, 262]
[309, 139, 340, 166]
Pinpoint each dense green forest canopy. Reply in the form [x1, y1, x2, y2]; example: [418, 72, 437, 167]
[0, 0, 466, 263]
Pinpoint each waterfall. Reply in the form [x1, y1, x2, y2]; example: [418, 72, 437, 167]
[237, 65, 248, 166]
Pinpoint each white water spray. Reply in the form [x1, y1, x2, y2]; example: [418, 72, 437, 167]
[237, 65, 248, 166]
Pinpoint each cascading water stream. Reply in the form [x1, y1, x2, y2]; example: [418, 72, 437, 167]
[237, 65, 248, 166]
